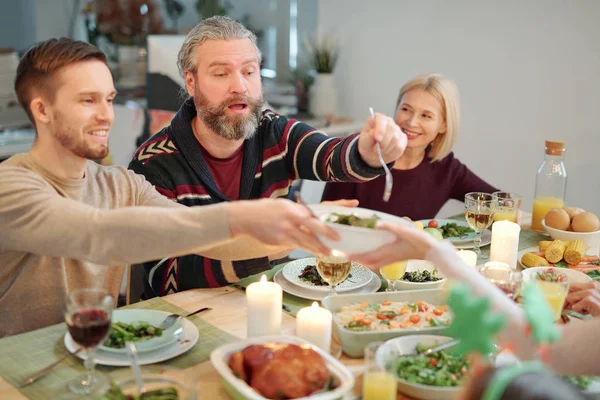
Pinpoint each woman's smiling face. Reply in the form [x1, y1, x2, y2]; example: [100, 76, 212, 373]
[395, 88, 446, 152]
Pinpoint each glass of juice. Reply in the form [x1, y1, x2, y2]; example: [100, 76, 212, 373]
[363, 342, 397, 400]
[465, 192, 496, 258]
[493, 191, 522, 223]
[380, 261, 408, 291]
[65, 288, 113, 394]
[536, 279, 570, 321]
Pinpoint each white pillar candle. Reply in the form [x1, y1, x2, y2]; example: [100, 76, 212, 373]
[246, 275, 282, 337]
[490, 221, 521, 269]
[457, 250, 478, 267]
[296, 302, 332, 352]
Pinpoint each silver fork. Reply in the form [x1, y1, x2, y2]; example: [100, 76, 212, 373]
[294, 192, 319, 219]
[15, 348, 83, 388]
[369, 107, 392, 202]
[399, 339, 460, 358]
[159, 306, 211, 330]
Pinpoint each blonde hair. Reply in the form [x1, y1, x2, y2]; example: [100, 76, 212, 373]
[395, 73, 460, 162]
[177, 16, 262, 78]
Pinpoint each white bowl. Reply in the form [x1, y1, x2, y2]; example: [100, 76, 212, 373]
[522, 266, 592, 284]
[210, 335, 354, 400]
[542, 219, 600, 248]
[309, 205, 410, 255]
[375, 335, 461, 400]
[393, 260, 447, 291]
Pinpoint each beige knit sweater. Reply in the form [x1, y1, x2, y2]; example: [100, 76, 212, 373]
[0, 153, 238, 337]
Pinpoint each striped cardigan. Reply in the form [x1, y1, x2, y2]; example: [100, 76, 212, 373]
[128, 98, 386, 296]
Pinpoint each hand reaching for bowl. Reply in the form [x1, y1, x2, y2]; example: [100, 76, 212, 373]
[565, 281, 600, 317]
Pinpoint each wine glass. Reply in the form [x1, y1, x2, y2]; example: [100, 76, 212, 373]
[464, 192, 496, 258]
[65, 288, 113, 394]
[380, 261, 408, 291]
[480, 261, 522, 301]
[316, 252, 352, 296]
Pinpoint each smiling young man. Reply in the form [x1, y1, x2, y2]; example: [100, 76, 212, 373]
[128, 16, 408, 296]
[0, 38, 341, 336]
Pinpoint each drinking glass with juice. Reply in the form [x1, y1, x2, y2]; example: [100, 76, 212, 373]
[536, 280, 569, 321]
[380, 261, 407, 291]
[363, 342, 397, 400]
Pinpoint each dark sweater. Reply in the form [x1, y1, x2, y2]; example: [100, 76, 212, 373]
[129, 98, 386, 296]
[322, 151, 498, 221]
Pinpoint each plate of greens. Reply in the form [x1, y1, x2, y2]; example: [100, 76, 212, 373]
[281, 257, 373, 292]
[418, 219, 476, 244]
[98, 310, 183, 354]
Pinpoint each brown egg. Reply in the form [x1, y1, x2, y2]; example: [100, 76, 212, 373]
[571, 212, 600, 233]
[563, 207, 585, 220]
[545, 208, 571, 231]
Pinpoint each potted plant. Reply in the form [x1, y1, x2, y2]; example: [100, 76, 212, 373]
[304, 35, 340, 118]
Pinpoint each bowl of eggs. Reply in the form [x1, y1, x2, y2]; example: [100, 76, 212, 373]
[543, 207, 600, 248]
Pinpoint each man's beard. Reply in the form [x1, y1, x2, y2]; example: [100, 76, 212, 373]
[52, 113, 109, 160]
[193, 86, 264, 141]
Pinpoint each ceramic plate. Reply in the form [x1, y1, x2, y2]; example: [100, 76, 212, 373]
[453, 229, 491, 249]
[282, 257, 373, 292]
[274, 270, 381, 301]
[65, 315, 198, 366]
[418, 219, 476, 243]
[98, 309, 183, 353]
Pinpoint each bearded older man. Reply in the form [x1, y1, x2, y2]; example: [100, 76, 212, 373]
[129, 16, 407, 297]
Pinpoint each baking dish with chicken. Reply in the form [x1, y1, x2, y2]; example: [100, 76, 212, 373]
[210, 336, 354, 400]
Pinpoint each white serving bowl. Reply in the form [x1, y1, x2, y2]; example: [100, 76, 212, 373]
[393, 260, 447, 291]
[375, 335, 461, 400]
[522, 266, 592, 284]
[309, 205, 411, 255]
[542, 219, 600, 248]
[210, 335, 354, 400]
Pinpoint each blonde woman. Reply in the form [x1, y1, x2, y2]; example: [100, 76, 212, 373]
[322, 73, 497, 220]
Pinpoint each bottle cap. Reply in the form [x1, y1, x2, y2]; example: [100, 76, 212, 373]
[545, 140, 566, 156]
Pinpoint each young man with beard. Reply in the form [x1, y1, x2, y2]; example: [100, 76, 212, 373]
[129, 16, 408, 296]
[0, 38, 340, 336]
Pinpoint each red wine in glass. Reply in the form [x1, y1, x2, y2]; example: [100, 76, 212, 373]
[67, 309, 111, 348]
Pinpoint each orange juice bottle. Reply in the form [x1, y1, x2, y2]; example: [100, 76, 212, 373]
[532, 141, 567, 232]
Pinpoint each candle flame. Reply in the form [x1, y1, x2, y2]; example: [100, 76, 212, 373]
[260, 275, 267, 284]
[331, 249, 346, 258]
[311, 302, 319, 309]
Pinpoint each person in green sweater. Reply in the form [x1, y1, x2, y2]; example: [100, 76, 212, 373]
[0, 37, 339, 337]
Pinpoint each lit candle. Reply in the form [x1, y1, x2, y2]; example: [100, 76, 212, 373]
[457, 250, 478, 267]
[490, 221, 521, 269]
[246, 275, 282, 337]
[296, 302, 332, 351]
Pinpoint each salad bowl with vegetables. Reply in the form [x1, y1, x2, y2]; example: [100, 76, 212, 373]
[394, 260, 447, 291]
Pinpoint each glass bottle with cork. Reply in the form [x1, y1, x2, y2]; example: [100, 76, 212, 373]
[531, 140, 567, 232]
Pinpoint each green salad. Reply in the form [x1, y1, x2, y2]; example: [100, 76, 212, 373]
[102, 321, 163, 349]
[325, 213, 380, 229]
[401, 269, 442, 282]
[564, 375, 597, 390]
[440, 223, 474, 239]
[98, 383, 178, 400]
[392, 343, 469, 387]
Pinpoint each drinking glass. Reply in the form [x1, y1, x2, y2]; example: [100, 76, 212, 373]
[479, 261, 522, 301]
[380, 261, 408, 291]
[65, 288, 113, 394]
[362, 341, 397, 400]
[316, 252, 352, 296]
[535, 279, 570, 321]
[493, 191, 522, 223]
[465, 192, 496, 258]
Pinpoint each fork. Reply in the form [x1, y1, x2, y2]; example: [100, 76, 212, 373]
[399, 339, 460, 358]
[15, 348, 83, 388]
[368, 107, 392, 202]
[294, 192, 319, 219]
[159, 306, 211, 330]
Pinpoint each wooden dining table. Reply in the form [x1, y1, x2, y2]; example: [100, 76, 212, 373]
[0, 216, 550, 400]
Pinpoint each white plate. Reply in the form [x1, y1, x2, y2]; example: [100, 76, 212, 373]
[282, 257, 373, 292]
[274, 269, 381, 301]
[453, 229, 491, 249]
[64, 316, 199, 366]
[417, 219, 476, 243]
[98, 309, 183, 354]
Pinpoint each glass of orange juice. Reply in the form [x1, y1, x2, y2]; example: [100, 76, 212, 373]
[492, 191, 522, 223]
[363, 342, 397, 400]
[536, 280, 570, 321]
[380, 261, 407, 291]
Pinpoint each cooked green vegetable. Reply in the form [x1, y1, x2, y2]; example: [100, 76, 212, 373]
[98, 382, 179, 399]
[564, 375, 596, 390]
[440, 223, 474, 239]
[326, 213, 380, 229]
[401, 269, 442, 282]
[345, 320, 370, 331]
[298, 264, 352, 286]
[535, 269, 567, 283]
[102, 321, 163, 349]
[392, 343, 469, 387]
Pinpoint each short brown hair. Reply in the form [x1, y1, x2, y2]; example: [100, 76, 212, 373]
[14, 37, 108, 122]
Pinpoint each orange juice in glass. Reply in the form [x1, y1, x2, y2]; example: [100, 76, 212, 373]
[537, 280, 569, 320]
[532, 196, 564, 231]
[493, 191, 522, 223]
[380, 261, 407, 291]
[363, 342, 397, 400]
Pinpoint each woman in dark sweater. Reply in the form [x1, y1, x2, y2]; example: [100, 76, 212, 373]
[322, 73, 497, 220]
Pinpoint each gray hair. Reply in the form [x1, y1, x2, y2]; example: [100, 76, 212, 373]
[177, 16, 262, 78]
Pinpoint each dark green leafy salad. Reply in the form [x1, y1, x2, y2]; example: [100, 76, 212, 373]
[298, 264, 352, 286]
[102, 322, 163, 349]
[392, 343, 469, 387]
[440, 223, 474, 239]
[98, 383, 178, 400]
[401, 269, 442, 282]
[325, 213, 380, 229]
[564, 375, 598, 390]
